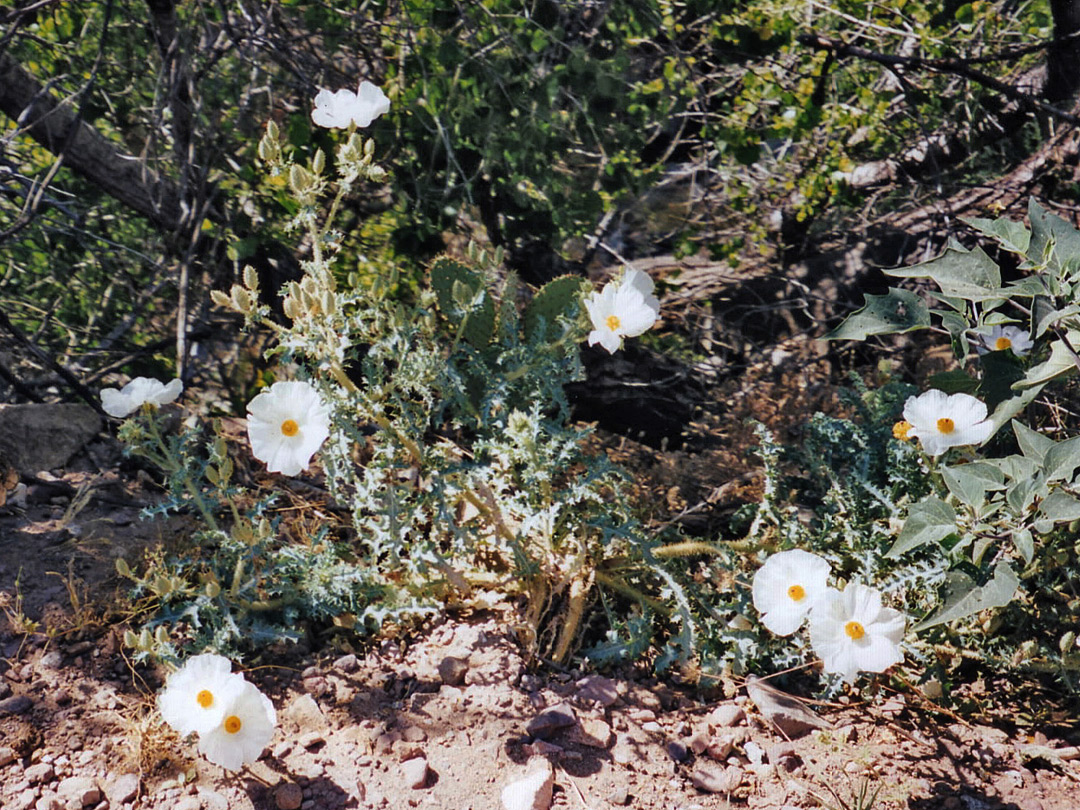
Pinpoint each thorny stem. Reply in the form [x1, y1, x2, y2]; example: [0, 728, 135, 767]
[141, 408, 219, 532]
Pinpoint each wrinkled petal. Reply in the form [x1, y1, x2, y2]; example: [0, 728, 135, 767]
[197, 681, 276, 771]
[246, 381, 330, 476]
[752, 550, 831, 636]
[158, 654, 246, 738]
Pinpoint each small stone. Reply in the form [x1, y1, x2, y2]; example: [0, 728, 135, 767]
[275, 782, 303, 810]
[38, 651, 63, 670]
[333, 654, 359, 673]
[686, 729, 709, 755]
[606, 785, 629, 806]
[103, 774, 138, 806]
[523, 740, 564, 758]
[281, 694, 327, 732]
[35, 793, 61, 810]
[501, 759, 554, 810]
[0, 746, 17, 766]
[26, 762, 55, 783]
[11, 789, 38, 810]
[402, 726, 427, 743]
[298, 731, 325, 749]
[1018, 801, 1044, 810]
[56, 776, 100, 806]
[0, 695, 33, 715]
[525, 703, 576, 739]
[575, 675, 618, 707]
[707, 704, 745, 728]
[744, 677, 832, 739]
[437, 656, 469, 686]
[743, 740, 765, 765]
[690, 762, 743, 794]
[197, 787, 229, 810]
[174, 798, 201, 810]
[666, 741, 689, 762]
[566, 717, 613, 749]
[400, 756, 430, 790]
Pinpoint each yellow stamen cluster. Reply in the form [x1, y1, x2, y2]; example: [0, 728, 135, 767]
[892, 420, 913, 441]
[605, 314, 621, 332]
[197, 690, 214, 709]
[844, 621, 866, 640]
[224, 715, 243, 734]
[787, 584, 806, 602]
[280, 419, 299, 437]
[936, 417, 955, 434]
[994, 337, 1012, 351]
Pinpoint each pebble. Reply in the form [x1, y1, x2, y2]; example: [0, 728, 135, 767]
[402, 726, 427, 743]
[666, 741, 689, 763]
[333, 653, 359, 673]
[501, 759, 554, 810]
[0, 746, 17, 767]
[174, 798, 201, 810]
[400, 756, 430, 789]
[525, 704, 576, 739]
[575, 675, 619, 707]
[707, 704, 745, 728]
[606, 785, 630, 806]
[298, 731, 326, 749]
[25, 762, 55, 784]
[57, 776, 100, 806]
[0, 695, 34, 715]
[567, 717, 613, 749]
[275, 782, 303, 810]
[104, 774, 139, 806]
[437, 656, 469, 686]
[690, 762, 743, 794]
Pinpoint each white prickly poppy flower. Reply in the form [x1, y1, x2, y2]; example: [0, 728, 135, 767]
[902, 390, 993, 457]
[584, 268, 661, 353]
[311, 80, 390, 129]
[809, 582, 906, 683]
[101, 377, 183, 418]
[246, 380, 330, 477]
[197, 680, 277, 771]
[976, 325, 1033, 356]
[752, 549, 831, 636]
[158, 653, 246, 738]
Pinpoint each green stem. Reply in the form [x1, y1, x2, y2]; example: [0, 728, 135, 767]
[143, 409, 219, 532]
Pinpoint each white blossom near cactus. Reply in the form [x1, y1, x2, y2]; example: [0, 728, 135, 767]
[101, 377, 183, 418]
[809, 582, 906, 683]
[197, 679, 278, 771]
[246, 380, 331, 477]
[158, 653, 246, 738]
[311, 80, 390, 129]
[975, 325, 1033, 356]
[901, 389, 993, 457]
[752, 549, 832, 636]
[584, 268, 661, 353]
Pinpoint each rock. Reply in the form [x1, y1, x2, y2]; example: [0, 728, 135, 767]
[437, 656, 469, 686]
[0, 404, 101, 473]
[297, 731, 326, 749]
[402, 725, 427, 743]
[707, 703, 745, 728]
[174, 798, 202, 810]
[275, 782, 303, 810]
[400, 756, 430, 789]
[11, 788, 38, 810]
[56, 776, 100, 806]
[281, 693, 326, 733]
[744, 676, 832, 738]
[575, 675, 619, 707]
[38, 651, 63, 670]
[25, 762, 55, 784]
[501, 759, 554, 810]
[566, 717, 613, 749]
[0, 695, 34, 715]
[35, 793, 61, 810]
[104, 774, 139, 806]
[333, 653, 359, 673]
[743, 740, 765, 765]
[690, 762, 743, 794]
[686, 729, 709, 755]
[666, 741, 689, 762]
[0, 746, 17, 766]
[525, 703, 576, 739]
[607, 785, 630, 806]
[197, 787, 229, 810]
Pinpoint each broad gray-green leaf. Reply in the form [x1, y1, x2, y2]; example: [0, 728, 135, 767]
[887, 497, 957, 559]
[1042, 435, 1080, 482]
[1006, 476, 1046, 514]
[1012, 528, 1035, 564]
[941, 466, 987, 509]
[826, 289, 930, 340]
[985, 453, 1037, 482]
[1012, 420, 1055, 463]
[1028, 198, 1080, 272]
[988, 384, 1043, 432]
[1035, 303, 1080, 339]
[886, 246, 1002, 301]
[962, 214, 1031, 255]
[912, 560, 1020, 632]
[1038, 490, 1080, 523]
[1014, 332, 1080, 388]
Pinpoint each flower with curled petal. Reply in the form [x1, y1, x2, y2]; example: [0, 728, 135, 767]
[246, 381, 330, 477]
[101, 377, 183, 418]
[158, 653, 246, 738]
[902, 389, 993, 457]
[197, 679, 277, 771]
[583, 268, 661, 354]
[809, 582, 906, 683]
[975, 325, 1033, 357]
[311, 80, 390, 129]
[752, 549, 831, 636]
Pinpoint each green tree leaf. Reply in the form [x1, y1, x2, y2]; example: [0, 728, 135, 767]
[826, 289, 930, 340]
[885, 245, 1002, 301]
[912, 560, 1020, 632]
[887, 496, 957, 558]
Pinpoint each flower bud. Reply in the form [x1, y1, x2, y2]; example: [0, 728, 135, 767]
[312, 148, 326, 175]
[210, 289, 232, 309]
[1061, 631, 1077, 654]
[243, 265, 260, 291]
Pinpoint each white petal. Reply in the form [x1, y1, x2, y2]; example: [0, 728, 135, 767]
[101, 388, 135, 418]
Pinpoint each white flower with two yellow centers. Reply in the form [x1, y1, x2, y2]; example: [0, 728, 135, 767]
[584, 267, 661, 354]
[751, 549, 831, 636]
[158, 653, 246, 738]
[975, 325, 1033, 356]
[246, 381, 330, 477]
[197, 680, 277, 772]
[809, 582, 906, 683]
[311, 80, 390, 129]
[901, 389, 993, 457]
[101, 377, 183, 418]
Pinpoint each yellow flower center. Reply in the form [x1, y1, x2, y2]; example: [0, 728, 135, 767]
[224, 715, 243, 734]
[936, 417, 955, 434]
[994, 336, 1012, 351]
[196, 690, 214, 709]
[787, 584, 806, 602]
[844, 621, 866, 640]
[605, 314, 621, 332]
[280, 419, 299, 437]
[892, 420, 913, 441]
